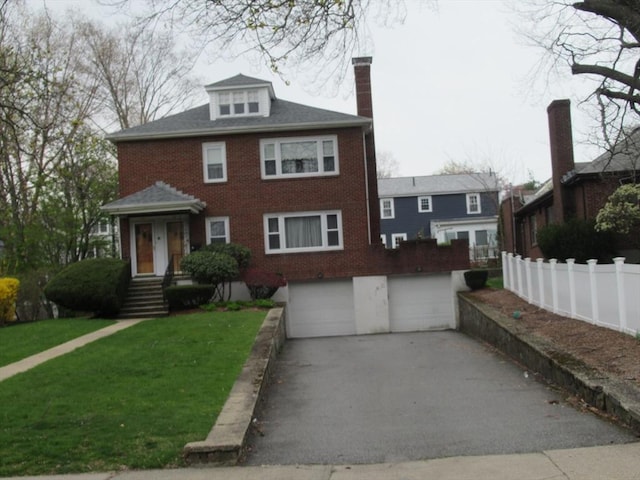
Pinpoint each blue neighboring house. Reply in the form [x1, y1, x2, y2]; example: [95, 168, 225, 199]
[378, 173, 500, 262]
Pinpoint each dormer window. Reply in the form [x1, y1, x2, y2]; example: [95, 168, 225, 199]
[218, 90, 261, 117]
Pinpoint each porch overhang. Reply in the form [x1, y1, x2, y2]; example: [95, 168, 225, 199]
[102, 181, 206, 216]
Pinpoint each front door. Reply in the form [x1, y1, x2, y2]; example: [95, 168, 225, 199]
[166, 221, 184, 272]
[135, 223, 154, 274]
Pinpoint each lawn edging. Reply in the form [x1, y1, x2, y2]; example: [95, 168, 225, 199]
[458, 293, 640, 434]
[183, 307, 285, 466]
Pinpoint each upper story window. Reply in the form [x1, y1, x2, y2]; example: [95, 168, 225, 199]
[380, 198, 394, 219]
[202, 142, 227, 183]
[264, 210, 342, 254]
[206, 216, 230, 244]
[218, 90, 261, 117]
[418, 195, 432, 213]
[261, 136, 338, 179]
[466, 193, 481, 214]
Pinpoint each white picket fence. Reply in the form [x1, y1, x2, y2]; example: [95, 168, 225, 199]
[502, 252, 640, 336]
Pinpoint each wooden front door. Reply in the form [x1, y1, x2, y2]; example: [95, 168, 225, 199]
[135, 223, 154, 274]
[166, 221, 184, 271]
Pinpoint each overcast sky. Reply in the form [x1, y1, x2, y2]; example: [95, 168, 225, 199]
[29, 0, 603, 185]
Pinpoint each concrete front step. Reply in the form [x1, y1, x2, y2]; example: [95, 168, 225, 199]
[119, 277, 168, 319]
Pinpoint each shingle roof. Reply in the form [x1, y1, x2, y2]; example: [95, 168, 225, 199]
[102, 181, 205, 215]
[205, 74, 273, 89]
[378, 173, 500, 197]
[107, 95, 370, 142]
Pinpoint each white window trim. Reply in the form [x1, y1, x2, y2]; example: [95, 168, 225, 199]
[260, 135, 339, 179]
[418, 195, 433, 213]
[263, 210, 343, 254]
[466, 193, 481, 214]
[202, 142, 227, 183]
[380, 198, 395, 219]
[218, 90, 262, 117]
[391, 233, 407, 249]
[206, 216, 230, 244]
[380, 234, 387, 248]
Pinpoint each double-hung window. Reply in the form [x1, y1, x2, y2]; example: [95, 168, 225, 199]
[466, 193, 481, 214]
[264, 211, 343, 253]
[261, 136, 338, 178]
[206, 217, 230, 244]
[203, 142, 227, 183]
[380, 198, 394, 219]
[418, 196, 432, 213]
[391, 233, 407, 248]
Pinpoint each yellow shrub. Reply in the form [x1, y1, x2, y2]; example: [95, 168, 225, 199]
[0, 277, 20, 323]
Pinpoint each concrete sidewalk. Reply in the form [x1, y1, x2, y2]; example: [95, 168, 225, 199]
[5, 442, 640, 479]
[0, 319, 144, 382]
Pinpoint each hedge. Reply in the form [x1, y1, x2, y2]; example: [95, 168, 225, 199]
[164, 284, 215, 310]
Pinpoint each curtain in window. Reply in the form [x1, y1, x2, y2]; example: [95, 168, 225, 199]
[281, 141, 318, 173]
[285, 216, 322, 248]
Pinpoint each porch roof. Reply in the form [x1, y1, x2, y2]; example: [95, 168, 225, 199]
[102, 181, 206, 215]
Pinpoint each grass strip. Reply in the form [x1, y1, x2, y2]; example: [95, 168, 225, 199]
[0, 310, 265, 476]
[0, 318, 116, 367]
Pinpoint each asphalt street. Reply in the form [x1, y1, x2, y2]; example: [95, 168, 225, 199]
[245, 331, 636, 465]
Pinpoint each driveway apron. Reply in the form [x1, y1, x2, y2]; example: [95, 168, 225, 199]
[245, 331, 636, 465]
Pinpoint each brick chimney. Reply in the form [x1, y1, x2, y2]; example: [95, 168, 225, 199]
[547, 99, 576, 222]
[352, 56, 380, 243]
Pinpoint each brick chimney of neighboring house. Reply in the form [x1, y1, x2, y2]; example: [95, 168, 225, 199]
[547, 99, 576, 223]
[352, 56, 380, 243]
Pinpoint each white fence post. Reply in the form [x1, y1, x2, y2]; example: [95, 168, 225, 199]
[614, 257, 627, 332]
[536, 258, 545, 308]
[524, 257, 532, 302]
[587, 259, 598, 325]
[566, 258, 576, 319]
[550, 259, 559, 314]
[507, 253, 514, 293]
[516, 255, 523, 297]
[502, 251, 509, 290]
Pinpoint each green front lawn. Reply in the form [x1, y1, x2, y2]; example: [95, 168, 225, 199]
[0, 311, 265, 476]
[0, 318, 116, 367]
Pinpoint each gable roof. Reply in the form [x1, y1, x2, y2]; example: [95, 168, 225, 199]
[378, 173, 500, 198]
[101, 181, 206, 215]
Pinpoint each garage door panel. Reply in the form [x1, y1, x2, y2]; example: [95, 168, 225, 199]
[287, 280, 355, 338]
[388, 274, 454, 332]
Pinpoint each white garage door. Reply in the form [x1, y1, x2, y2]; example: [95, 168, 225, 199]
[388, 274, 454, 332]
[286, 279, 355, 338]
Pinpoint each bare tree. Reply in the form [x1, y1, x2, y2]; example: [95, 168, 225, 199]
[76, 18, 200, 130]
[517, 1, 640, 159]
[376, 150, 400, 178]
[105, 0, 415, 91]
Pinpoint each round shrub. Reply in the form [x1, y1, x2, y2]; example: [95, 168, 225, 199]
[43, 258, 130, 317]
[243, 268, 287, 300]
[180, 251, 239, 285]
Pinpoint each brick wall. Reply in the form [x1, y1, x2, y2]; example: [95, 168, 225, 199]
[115, 128, 469, 280]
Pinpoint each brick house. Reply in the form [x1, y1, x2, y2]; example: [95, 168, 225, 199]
[103, 58, 470, 337]
[501, 99, 640, 262]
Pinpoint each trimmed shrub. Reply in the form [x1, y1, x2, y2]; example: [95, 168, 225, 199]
[537, 218, 615, 263]
[202, 243, 251, 270]
[181, 251, 239, 302]
[243, 268, 287, 300]
[43, 258, 130, 317]
[464, 270, 488, 290]
[164, 284, 215, 310]
[0, 277, 20, 324]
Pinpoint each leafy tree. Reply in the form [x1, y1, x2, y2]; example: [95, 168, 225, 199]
[595, 183, 640, 236]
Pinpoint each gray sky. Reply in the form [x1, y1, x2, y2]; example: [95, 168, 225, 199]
[29, 0, 602, 185]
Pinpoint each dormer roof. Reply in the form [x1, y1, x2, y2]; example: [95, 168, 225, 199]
[205, 74, 276, 99]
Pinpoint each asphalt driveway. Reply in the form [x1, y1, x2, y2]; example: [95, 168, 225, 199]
[245, 331, 636, 465]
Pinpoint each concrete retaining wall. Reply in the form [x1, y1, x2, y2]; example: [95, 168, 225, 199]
[458, 293, 640, 434]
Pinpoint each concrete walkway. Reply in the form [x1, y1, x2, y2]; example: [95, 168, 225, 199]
[0, 319, 144, 382]
[4, 442, 640, 479]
